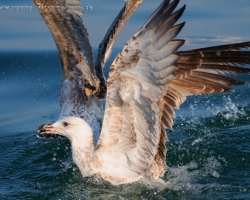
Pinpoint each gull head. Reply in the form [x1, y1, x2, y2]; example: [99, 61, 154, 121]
[37, 116, 93, 142]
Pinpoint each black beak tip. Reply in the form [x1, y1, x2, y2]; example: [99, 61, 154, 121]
[37, 124, 52, 133]
[36, 124, 65, 139]
[37, 124, 52, 138]
[37, 127, 44, 133]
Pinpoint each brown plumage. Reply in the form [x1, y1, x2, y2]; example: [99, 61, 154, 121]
[153, 42, 250, 174]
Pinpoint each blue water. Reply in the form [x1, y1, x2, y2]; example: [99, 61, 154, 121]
[0, 48, 250, 199]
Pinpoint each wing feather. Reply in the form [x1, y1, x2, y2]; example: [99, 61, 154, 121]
[152, 5, 185, 43]
[95, 0, 144, 98]
[158, 43, 250, 143]
[96, 0, 185, 180]
[170, 42, 250, 98]
[34, 0, 100, 96]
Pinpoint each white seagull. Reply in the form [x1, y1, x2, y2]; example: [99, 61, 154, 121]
[36, 0, 250, 185]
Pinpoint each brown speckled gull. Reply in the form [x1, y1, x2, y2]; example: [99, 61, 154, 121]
[36, 0, 250, 185]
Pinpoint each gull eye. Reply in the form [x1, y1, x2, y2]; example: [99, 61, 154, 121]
[63, 122, 69, 127]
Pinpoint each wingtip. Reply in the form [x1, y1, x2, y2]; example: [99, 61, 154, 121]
[179, 21, 186, 28]
[178, 4, 186, 17]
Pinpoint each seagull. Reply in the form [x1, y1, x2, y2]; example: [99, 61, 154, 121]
[35, 0, 250, 185]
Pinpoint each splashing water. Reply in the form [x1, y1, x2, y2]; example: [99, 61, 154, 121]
[214, 96, 247, 120]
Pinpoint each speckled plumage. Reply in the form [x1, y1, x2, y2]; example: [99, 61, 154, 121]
[37, 0, 250, 185]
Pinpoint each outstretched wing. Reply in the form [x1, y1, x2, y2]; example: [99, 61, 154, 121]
[96, 0, 250, 181]
[96, 0, 186, 180]
[162, 41, 250, 125]
[34, 0, 100, 96]
[154, 42, 250, 167]
[95, 0, 144, 98]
